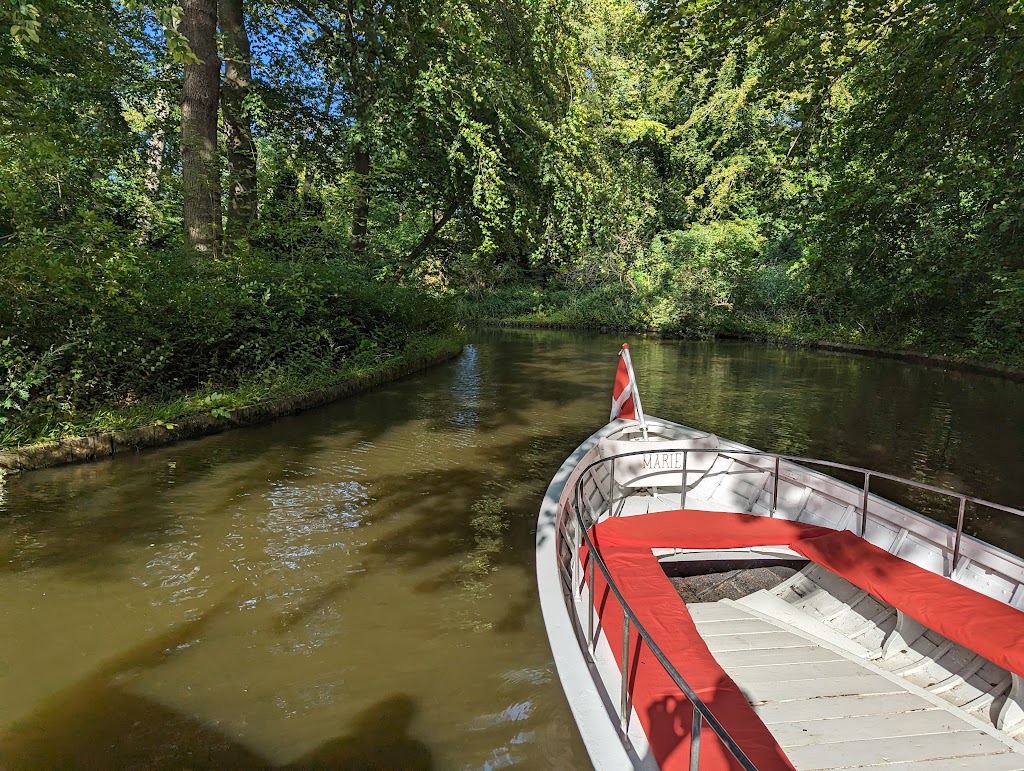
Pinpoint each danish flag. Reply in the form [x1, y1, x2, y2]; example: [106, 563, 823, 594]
[610, 345, 637, 421]
[610, 344, 647, 437]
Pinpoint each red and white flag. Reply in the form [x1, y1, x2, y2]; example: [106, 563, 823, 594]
[610, 346, 637, 421]
[610, 344, 646, 436]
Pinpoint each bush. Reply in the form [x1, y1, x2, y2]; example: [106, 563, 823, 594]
[970, 271, 1024, 362]
[632, 220, 764, 333]
[0, 236, 457, 442]
[458, 220, 770, 334]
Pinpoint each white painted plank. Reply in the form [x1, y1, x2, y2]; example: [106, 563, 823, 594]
[694, 618, 781, 636]
[704, 630, 815, 653]
[726, 658, 871, 685]
[687, 602, 753, 622]
[734, 591, 871, 658]
[741, 674, 902, 703]
[714, 645, 843, 669]
[755, 692, 935, 724]
[783, 730, 1013, 769]
[770, 708, 982, 748]
[842, 752, 1024, 770]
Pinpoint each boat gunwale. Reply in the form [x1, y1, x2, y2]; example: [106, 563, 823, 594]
[571, 443, 1024, 585]
[536, 418, 646, 769]
[570, 473, 762, 770]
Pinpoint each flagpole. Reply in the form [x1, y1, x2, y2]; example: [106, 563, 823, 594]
[621, 344, 648, 440]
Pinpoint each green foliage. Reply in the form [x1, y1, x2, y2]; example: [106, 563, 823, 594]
[6, 0, 41, 43]
[654, 0, 1024, 350]
[634, 222, 763, 332]
[463, 220, 768, 334]
[0, 239, 457, 445]
[4, 0, 1024, 453]
[972, 272, 1024, 361]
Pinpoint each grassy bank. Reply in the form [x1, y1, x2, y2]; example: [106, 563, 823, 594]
[457, 282, 1024, 371]
[1, 248, 462, 451]
[0, 330, 464, 470]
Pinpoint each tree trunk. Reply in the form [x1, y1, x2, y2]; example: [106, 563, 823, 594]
[137, 92, 170, 242]
[351, 146, 370, 252]
[405, 203, 457, 265]
[145, 98, 169, 199]
[220, 0, 257, 251]
[302, 163, 315, 200]
[180, 0, 220, 255]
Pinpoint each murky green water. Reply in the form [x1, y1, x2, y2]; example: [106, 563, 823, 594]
[1, 329, 1022, 768]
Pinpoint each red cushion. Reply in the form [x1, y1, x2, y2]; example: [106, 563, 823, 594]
[792, 530, 1024, 677]
[592, 509, 834, 551]
[583, 542, 797, 770]
[580, 509, 826, 770]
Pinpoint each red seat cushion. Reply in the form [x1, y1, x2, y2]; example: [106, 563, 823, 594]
[584, 542, 797, 770]
[591, 508, 834, 551]
[582, 510, 832, 770]
[791, 529, 1024, 678]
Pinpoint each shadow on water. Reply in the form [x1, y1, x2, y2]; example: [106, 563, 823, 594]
[0, 336, 602, 579]
[288, 695, 432, 771]
[0, 588, 431, 769]
[2, 684, 430, 771]
[0, 426, 334, 577]
[270, 573, 355, 633]
[0, 592, 265, 769]
[359, 428, 586, 582]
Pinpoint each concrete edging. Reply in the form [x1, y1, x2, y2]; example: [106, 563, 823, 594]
[0, 343, 464, 474]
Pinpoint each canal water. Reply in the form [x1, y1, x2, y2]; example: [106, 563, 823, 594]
[1, 329, 1022, 769]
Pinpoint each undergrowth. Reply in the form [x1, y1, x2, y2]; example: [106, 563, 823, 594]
[0, 331, 463, 450]
[1, 242, 462, 448]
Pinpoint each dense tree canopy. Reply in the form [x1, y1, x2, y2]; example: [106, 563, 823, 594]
[2, 0, 1022, 442]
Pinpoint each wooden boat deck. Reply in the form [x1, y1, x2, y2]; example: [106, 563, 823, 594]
[690, 601, 1024, 770]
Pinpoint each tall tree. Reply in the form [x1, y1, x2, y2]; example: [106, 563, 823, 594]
[180, 0, 220, 253]
[279, 0, 422, 254]
[137, 87, 172, 242]
[220, 0, 257, 249]
[341, 0, 384, 253]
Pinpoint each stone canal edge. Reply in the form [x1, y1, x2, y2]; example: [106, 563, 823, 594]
[0, 341, 464, 474]
[487, 321, 1024, 383]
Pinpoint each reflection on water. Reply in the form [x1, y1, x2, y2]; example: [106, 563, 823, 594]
[1, 328, 1023, 768]
[627, 336, 1024, 543]
[450, 344, 482, 432]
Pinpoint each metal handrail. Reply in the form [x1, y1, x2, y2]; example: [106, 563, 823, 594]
[575, 446, 1024, 572]
[570, 488, 758, 770]
[564, 444, 1024, 771]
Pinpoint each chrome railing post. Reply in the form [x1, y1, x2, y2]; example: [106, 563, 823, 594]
[861, 472, 871, 537]
[689, 708, 702, 771]
[571, 502, 580, 592]
[610, 457, 618, 517]
[952, 496, 967, 574]
[772, 456, 780, 517]
[680, 450, 688, 510]
[621, 613, 631, 731]
[587, 556, 595, 648]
